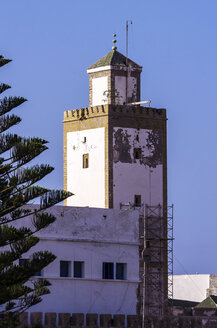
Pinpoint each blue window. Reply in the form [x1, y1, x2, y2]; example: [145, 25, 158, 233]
[74, 261, 84, 278]
[60, 261, 70, 277]
[33, 270, 42, 277]
[116, 263, 127, 280]
[103, 262, 114, 279]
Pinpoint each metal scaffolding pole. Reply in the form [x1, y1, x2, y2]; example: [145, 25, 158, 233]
[167, 205, 174, 303]
[142, 204, 174, 325]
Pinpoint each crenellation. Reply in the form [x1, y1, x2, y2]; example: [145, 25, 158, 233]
[63, 105, 166, 123]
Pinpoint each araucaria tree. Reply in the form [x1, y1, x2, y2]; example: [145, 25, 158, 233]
[0, 55, 71, 327]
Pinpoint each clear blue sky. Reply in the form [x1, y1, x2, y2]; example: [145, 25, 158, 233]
[1, 0, 217, 275]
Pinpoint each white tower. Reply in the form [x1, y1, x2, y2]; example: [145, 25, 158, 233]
[63, 47, 167, 210]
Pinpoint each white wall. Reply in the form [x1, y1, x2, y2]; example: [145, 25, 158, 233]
[29, 241, 138, 315]
[92, 76, 108, 106]
[67, 128, 105, 208]
[113, 127, 163, 209]
[172, 274, 210, 302]
[14, 206, 140, 315]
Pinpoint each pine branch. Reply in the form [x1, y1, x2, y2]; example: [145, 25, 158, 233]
[0, 96, 27, 116]
[0, 53, 72, 321]
[32, 212, 56, 230]
[0, 133, 22, 155]
[0, 225, 33, 247]
[0, 251, 56, 288]
[0, 164, 54, 198]
[0, 114, 21, 133]
[0, 56, 12, 68]
[0, 284, 33, 306]
[0, 185, 50, 217]
[0, 83, 11, 94]
[0, 190, 72, 226]
[11, 138, 48, 164]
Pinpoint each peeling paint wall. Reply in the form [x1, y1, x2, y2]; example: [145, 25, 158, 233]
[114, 76, 137, 104]
[92, 76, 108, 106]
[13, 205, 140, 316]
[67, 127, 105, 207]
[113, 127, 163, 208]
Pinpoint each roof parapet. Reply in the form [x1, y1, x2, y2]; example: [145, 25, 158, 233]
[63, 105, 166, 122]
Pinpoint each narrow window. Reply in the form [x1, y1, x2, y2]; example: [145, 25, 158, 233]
[116, 263, 127, 280]
[33, 270, 42, 277]
[19, 258, 28, 266]
[102, 262, 114, 279]
[134, 148, 141, 159]
[60, 261, 70, 277]
[134, 195, 141, 207]
[83, 154, 89, 168]
[74, 261, 84, 278]
[19, 259, 42, 276]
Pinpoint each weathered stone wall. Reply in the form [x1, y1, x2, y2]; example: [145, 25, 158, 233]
[17, 312, 217, 327]
[207, 275, 217, 297]
[63, 104, 167, 209]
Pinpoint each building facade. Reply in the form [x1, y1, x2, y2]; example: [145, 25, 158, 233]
[16, 205, 141, 317]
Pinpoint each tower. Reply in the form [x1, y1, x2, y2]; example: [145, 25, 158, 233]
[63, 47, 167, 211]
[63, 44, 168, 315]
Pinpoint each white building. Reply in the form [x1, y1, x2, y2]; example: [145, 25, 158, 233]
[172, 274, 217, 303]
[16, 205, 141, 315]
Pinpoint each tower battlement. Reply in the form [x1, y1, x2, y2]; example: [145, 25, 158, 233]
[63, 104, 166, 122]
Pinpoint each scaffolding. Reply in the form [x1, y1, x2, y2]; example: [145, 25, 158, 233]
[142, 205, 164, 318]
[142, 204, 174, 324]
[167, 205, 174, 302]
[119, 203, 174, 321]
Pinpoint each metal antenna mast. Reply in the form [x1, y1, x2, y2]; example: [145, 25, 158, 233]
[126, 20, 132, 104]
[126, 20, 132, 66]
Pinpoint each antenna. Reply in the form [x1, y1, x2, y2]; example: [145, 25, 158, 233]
[126, 20, 132, 66]
[126, 20, 132, 104]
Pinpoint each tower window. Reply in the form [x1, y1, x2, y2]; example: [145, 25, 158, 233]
[102, 262, 114, 279]
[134, 148, 141, 159]
[74, 261, 84, 278]
[134, 195, 141, 207]
[60, 261, 71, 277]
[83, 154, 89, 168]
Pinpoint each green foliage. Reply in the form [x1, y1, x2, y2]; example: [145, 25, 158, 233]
[0, 84, 11, 95]
[0, 55, 72, 327]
